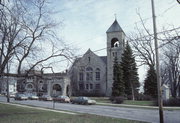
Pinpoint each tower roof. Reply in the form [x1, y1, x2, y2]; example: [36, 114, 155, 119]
[106, 19, 124, 33]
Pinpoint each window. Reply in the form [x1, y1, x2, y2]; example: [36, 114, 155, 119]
[86, 84, 89, 90]
[79, 84, 84, 90]
[79, 72, 84, 81]
[88, 57, 91, 62]
[96, 68, 100, 81]
[95, 84, 100, 89]
[90, 84, 93, 89]
[86, 67, 93, 81]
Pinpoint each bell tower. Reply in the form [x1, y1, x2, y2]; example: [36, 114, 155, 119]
[106, 19, 125, 96]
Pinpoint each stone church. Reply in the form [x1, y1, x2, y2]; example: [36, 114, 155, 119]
[69, 19, 125, 96]
[4, 19, 125, 97]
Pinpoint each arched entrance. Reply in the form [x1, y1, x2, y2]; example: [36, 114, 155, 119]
[52, 84, 62, 97]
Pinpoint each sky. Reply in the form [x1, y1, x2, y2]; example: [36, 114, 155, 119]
[47, 0, 180, 83]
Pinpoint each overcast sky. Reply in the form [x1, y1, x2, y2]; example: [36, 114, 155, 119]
[47, 0, 180, 83]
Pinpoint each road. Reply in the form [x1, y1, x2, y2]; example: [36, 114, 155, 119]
[0, 96, 180, 123]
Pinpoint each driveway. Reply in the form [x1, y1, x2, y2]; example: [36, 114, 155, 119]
[0, 96, 180, 123]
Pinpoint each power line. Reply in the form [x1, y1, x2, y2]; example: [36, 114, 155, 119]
[63, 2, 179, 49]
[52, 26, 180, 66]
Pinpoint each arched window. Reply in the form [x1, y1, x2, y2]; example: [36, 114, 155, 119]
[27, 84, 33, 88]
[95, 68, 100, 81]
[86, 67, 93, 81]
[53, 84, 62, 91]
[25, 83, 34, 91]
[111, 38, 119, 47]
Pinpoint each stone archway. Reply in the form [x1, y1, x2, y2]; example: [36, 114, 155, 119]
[52, 84, 62, 97]
[25, 83, 34, 92]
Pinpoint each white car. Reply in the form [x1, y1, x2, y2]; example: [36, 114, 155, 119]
[29, 95, 39, 100]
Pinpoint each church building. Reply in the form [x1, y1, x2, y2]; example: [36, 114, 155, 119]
[69, 19, 125, 96]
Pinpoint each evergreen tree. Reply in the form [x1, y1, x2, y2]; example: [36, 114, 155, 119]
[144, 66, 158, 98]
[121, 42, 140, 100]
[112, 57, 125, 97]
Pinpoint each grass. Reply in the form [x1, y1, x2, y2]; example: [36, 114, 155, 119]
[0, 103, 146, 123]
[90, 97, 111, 103]
[123, 100, 154, 106]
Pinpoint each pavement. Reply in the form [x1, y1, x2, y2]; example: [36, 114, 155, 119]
[0, 96, 180, 123]
[97, 102, 180, 110]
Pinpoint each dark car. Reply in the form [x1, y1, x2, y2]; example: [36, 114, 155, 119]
[14, 94, 28, 100]
[71, 97, 96, 105]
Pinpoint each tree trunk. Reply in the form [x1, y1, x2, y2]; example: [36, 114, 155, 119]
[131, 83, 135, 101]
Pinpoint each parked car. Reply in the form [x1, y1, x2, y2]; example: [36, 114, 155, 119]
[28, 95, 39, 100]
[39, 95, 52, 101]
[14, 94, 28, 100]
[71, 97, 96, 105]
[9, 93, 16, 98]
[53, 95, 70, 103]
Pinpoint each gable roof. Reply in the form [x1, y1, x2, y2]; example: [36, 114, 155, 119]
[106, 19, 124, 33]
[100, 56, 107, 65]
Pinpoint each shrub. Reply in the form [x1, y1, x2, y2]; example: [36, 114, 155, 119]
[136, 94, 153, 101]
[153, 98, 180, 106]
[113, 96, 124, 104]
[109, 96, 115, 102]
[127, 95, 133, 100]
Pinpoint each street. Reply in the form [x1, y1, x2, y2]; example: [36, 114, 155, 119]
[0, 96, 180, 123]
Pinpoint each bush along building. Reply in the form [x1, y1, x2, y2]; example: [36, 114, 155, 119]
[69, 19, 125, 96]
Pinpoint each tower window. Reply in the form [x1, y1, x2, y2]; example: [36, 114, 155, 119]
[111, 38, 119, 47]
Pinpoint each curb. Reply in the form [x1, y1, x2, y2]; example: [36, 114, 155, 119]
[0, 102, 77, 115]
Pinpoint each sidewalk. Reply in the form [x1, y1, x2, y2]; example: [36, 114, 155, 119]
[0, 102, 77, 115]
[97, 102, 180, 110]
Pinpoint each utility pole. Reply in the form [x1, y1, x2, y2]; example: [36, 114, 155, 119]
[6, 62, 10, 102]
[151, 0, 164, 123]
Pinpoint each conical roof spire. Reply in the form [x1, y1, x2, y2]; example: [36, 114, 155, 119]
[106, 19, 124, 33]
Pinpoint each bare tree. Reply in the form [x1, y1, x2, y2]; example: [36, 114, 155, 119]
[161, 36, 180, 98]
[128, 12, 180, 97]
[128, 13, 155, 68]
[0, 0, 74, 76]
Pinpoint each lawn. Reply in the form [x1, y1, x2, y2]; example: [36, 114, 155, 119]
[123, 100, 154, 106]
[90, 97, 153, 106]
[0, 103, 146, 123]
[90, 97, 111, 103]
